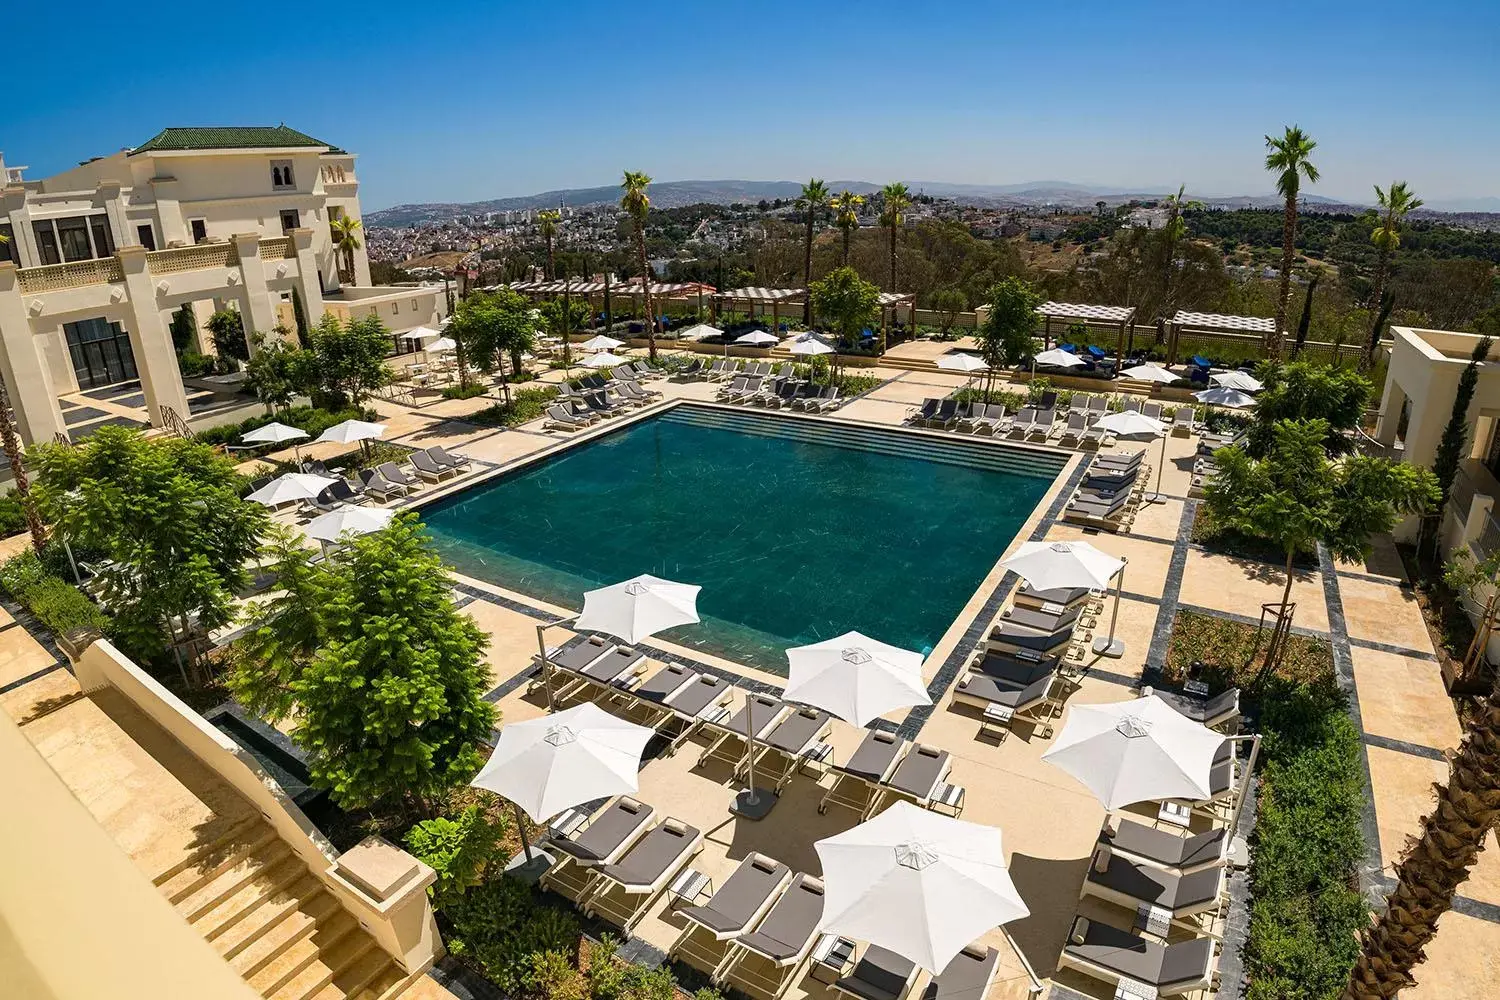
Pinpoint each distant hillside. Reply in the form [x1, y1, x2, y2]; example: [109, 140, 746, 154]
[365, 178, 1471, 228]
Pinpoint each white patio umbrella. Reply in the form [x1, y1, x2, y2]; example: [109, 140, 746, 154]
[936, 353, 989, 374]
[1194, 387, 1256, 409]
[304, 505, 395, 543]
[1041, 695, 1225, 809]
[1093, 410, 1170, 504]
[815, 801, 1030, 973]
[582, 351, 629, 369]
[471, 702, 655, 861]
[1119, 363, 1179, 384]
[677, 323, 724, 342]
[789, 334, 836, 357]
[245, 472, 338, 507]
[314, 419, 386, 445]
[398, 325, 443, 342]
[1211, 370, 1264, 393]
[242, 421, 309, 464]
[579, 334, 624, 351]
[1033, 348, 1086, 368]
[783, 631, 931, 728]
[1001, 540, 1129, 657]
[426, 336, 458, 353]
[735, 330, 780, 346]
[576, 574, 702, 643]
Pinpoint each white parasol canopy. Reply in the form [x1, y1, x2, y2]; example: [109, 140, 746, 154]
[426, 337, 457, 353]
[1194, 387, 1256, 409]
[1042, 695, 1225, 809]
[815, 801, 1030, 973]
[1092, 411, 1167, 438]
[735, 330, 780, 346]
[471, 702, 654, 824]
[582, 352, 629, 369]
[1119, 363, 1179, 384]
[304, 506, 395, 542]
[245, 472, 337, 506]
[677, 323, 726, 342]
[315, 419, 386, 445]
[1211, 370, 1264, 392]
[398, 326, 443, 342]
[789, 334, 836, 357]
[1034, 348, 1085, 368]
[1000, 540, 1124, 592]
[575, 574, 701, 644]
[579, 334, 624, 351]
[936, 353, 989, 373]
[782, 631, 931, 728]
[241, 421, 308, 445]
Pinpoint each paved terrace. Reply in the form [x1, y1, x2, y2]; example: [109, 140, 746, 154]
[6, 351, 1493, 997]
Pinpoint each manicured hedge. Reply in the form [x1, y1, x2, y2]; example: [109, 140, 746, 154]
[0, 550, 110, 636]
[467, 387, 559, 429]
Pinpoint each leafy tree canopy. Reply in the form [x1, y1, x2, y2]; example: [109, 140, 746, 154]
[31, 426, 266, 665]
[244, 338, 315, 412]
[810, 266, 880, 347]
[449, 289, 537, 377]
[1247, 362, 1373, 456]
[229, 513, 494, 811]
[307, 313, 393, 407]
[977, 276, 1042, 368]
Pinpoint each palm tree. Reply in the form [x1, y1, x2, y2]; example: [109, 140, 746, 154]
[880, 182, 912, 292]
[537, 209, 560, 280]
[797, 179, 829, 323]
[0, 232, 46, 553]
[1360, 181, 1423, 371]
[620, 171, 656, 361]
[1264, 126, 1320, 358]
[329, 214, 362, 286]
[1160, 184, 1202, 317]
[833, 191, 864, 266]
[1342, 694, 1500, 999]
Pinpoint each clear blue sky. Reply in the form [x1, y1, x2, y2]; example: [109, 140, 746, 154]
[8, 0, 1498, 211]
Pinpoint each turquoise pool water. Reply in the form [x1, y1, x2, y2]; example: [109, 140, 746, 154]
[422, 406, 1065, 674]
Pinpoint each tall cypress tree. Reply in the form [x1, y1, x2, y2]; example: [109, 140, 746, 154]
[1428, 336, 1494, 549]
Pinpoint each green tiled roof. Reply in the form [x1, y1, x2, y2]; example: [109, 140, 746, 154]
[130, 126, 344, 155]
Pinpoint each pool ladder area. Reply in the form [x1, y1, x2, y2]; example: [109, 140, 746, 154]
[662, 405, 1068, 479]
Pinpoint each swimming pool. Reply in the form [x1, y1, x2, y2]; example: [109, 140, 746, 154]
[422, 405, 1067, 674]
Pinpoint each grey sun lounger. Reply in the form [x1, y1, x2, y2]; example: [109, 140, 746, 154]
[1058, 411, 1090, 447]
[819, 730, 909, 817]
[1015, 583, 1094, 611]
[1149, 686, 1241, 732]
[548, 633, 617, 673]
[955, 656, 1059, 735]
[1059, 915, 1217, 996]
[581, 645, 647, 687]
[922, 945, 999, 1000]
[586, 818, 705, 933]
[908, 399, 939, 425]
[1067, 493, 1131, 520]
[1094, 450, 1145, 471]
[1172, 406, 1198, 437]
[541, 796, 657, 901]
[1001, 603, 1083, 633]
[1027, 407, 1056, 441]
[410, 450, 458, 482]
[723, 874, 827, 996]
[754, 706, 833, 790]
[358, 467, 409, 500]
[632, 663, 699, 708]
[1084, 846, 1227, 917]
[880, 743, 951, 807]
[832, 945, 921, 1000]
[426, 446, 471, 470]
[696, 694, 788, 772]
[678, 852, 792, 941]
[987, 620, 1076, 656]
[972, 404, 1009, 435]
[1100, 817, 1230, 875]
[546, 404, 589, 431]
[1005, 407, 1037, 439]
[377, 461, 421, 489]
[925, 399, 959, 429]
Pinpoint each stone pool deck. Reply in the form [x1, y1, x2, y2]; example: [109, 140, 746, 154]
[135, 356, 1500, 996]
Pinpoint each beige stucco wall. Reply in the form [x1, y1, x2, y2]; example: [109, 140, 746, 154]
[0, 711, 264, 1000]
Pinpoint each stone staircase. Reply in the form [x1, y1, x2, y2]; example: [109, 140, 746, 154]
[152, 816, 418, 1000]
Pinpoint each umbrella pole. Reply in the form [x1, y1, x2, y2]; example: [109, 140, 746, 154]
[535, 622, 556, 711]
[1148, 431, 1167, 504]
[513, 802, 534, 863]
[743, 704, 759, 806]
[1092, 558, 1128, 658]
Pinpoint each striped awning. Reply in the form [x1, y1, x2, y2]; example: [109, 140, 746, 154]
[718, 286, 803, 302]
[1037, 301, 1136, 323]
[878, 292, 916, 306]
[1170, 311, 1276, 334]
[611, 279, 716, 296]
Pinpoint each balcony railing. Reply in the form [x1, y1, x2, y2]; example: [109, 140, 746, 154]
[16, 257, 124, 293]
[147, 243, 236, 275]
[14, 238, 300, 292]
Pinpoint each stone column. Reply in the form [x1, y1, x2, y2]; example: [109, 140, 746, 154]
[149, 177, 186, 246]
[116, 246, 190, 427]
[0, 263, 66, 444]
[289, 228, 325, 327]
[230, 233, 277, 354]
[1375, 374, 1403, 448]
[97, 181, 127, 250]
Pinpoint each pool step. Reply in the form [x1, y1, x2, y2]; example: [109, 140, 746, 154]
[660, 406, 1066, 480]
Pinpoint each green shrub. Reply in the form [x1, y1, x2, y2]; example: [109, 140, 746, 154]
[195, 405, 377, 453]
[178, 351, 217, 377]
[403, 805, 507, 910]
[468, 387, 559, 429]
[444, 878, 582, 994]
[0, 551, 109, 636]
[0, 491, 29, 538]
[442, 383, 491, 401]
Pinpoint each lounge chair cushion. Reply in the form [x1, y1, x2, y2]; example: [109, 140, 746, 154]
[834, 945, 916, 1000]
[922, 946, 998, 1000]
[1065, 916, 1214, 989]
[735, 874, 824, 961]
[552, 798, 654, 862]
[594, 820, 700, 888]
[1102, 818, 1228, 870]
[679, 853, 789, 934]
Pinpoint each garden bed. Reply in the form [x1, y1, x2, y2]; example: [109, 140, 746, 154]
[1191, 503, 1318, 570]
[1165, 609, 1366, 1000]
[466, 387, 559, 429]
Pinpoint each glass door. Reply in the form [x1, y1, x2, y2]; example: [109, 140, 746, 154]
[64, 318, 138, 389]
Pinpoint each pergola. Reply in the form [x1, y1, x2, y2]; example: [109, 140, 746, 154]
[1167, 310, 1277, 364]
[716, 286, 804, 333]
[1035, 302, 1137, 367]
[877, 291, 918, 342]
